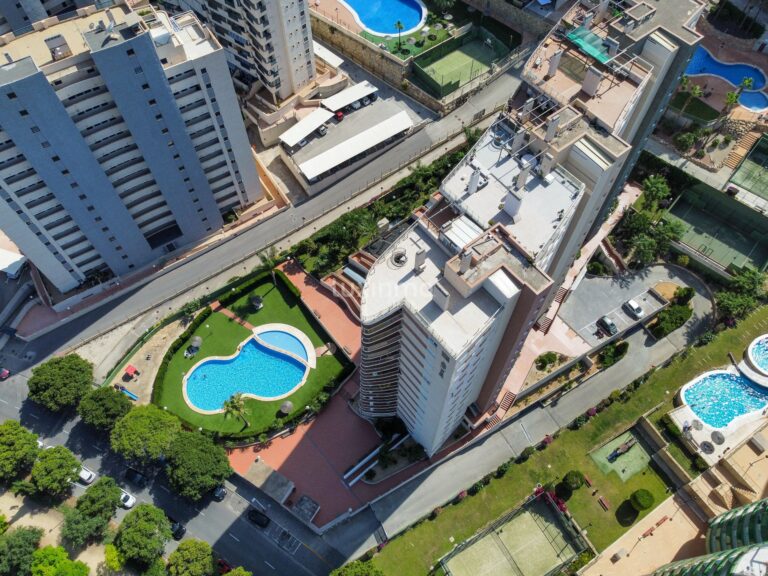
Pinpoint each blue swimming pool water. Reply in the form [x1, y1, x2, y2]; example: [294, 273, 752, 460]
[683, 371, 768, 429]
[186, 339, 306, 410]
[342, 0, 424, 35]
[739, 90, 768, 111]
[258, 330, 308, 361]
[752, 337, 768, 373]
[686, 46, 766, 89]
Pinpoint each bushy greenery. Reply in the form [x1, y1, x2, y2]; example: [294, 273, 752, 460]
[30, 545, 88, 576]
[651, 304, 693, 338]
[0, 420, 39, 483]
[166, 431, 232, 501]
[673, 286, 695, 305]
[78, 386, 132, 431]
[642, 174, 671, 209]
[535, 351, 558, 371]
[29, 445, 80, 499]
[166, 539, 215, 576]
[110, 404, 181, 465]
[27, 354, 93, 412]
[630, 488, 654, 511]
[674, 132, 696, 152]
[563, 470, 585, 491]
[587, 260, 608, 276]
[0, 525, 43, 576]
[330, 561, 384, 576]
[599, 341, 629, 368]
[717, 268, 766, 321]
[62, 476, 122, 548]
[114, 504, 171, 568]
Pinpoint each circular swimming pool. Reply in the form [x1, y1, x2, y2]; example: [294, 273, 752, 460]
[748, 334, 768, 377]
[681, 369, 768, 429]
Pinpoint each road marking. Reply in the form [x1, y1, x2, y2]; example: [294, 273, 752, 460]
[228, 533, 240, 542]
[159, 485, 170, 493]
[264, 561, 275, 570]
[28, 413, 39, 419]
[0, 397, 7, 404]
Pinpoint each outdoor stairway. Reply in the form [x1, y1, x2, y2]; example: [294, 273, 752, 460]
[554, 287, 569, 303]
[499, 391, 516, 412]
[484, 414, 501, 431]
[725, 130, 760, 170]
[534, 316, 553, 333]
[324, 273, 361, 319]
[601, 239, 626, 272]
[349, 250, 376, 271]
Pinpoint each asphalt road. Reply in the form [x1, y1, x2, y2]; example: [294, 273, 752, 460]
[0, 375, 343, 575]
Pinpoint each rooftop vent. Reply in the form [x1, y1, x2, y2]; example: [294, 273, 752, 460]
[391, 249, 407, 268]
[414, 248, 426, 273]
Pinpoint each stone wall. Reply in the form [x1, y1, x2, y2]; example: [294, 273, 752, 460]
[463, 0, 551, 39]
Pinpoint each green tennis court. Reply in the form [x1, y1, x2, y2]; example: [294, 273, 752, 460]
[590, 430, 651, 482]
[731, 135, 768, 200]
[421, 39, 494, 88]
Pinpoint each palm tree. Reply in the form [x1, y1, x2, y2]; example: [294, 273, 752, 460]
[740, 76, 754, 93]
[395, 20, 404, 51]
[223, 393, 250, 429]
[258, 246, 278, 285]
[679, 83, 704, 119]
[724, 90, 739, 113]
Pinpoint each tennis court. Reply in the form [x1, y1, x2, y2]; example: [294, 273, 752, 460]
[443, 497, 579, 576]
[665, 184, 768, 272]
[731, 135, 768, 200]
[590, 430, 651, 482]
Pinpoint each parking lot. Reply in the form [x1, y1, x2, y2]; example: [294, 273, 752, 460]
[558, 273, 667, 348]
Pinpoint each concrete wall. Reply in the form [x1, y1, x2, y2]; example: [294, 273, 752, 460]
[463, 0, 551, 39]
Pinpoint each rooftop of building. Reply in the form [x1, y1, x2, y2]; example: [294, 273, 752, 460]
[440, 117, 585, 264]
[606, 0, 704, 46]
[0, 3, 216, 85]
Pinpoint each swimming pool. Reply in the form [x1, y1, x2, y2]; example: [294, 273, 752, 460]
[258, 330, 309, 361]
[748, 335, 768, 376]
[682, 370, 768, 429]
[738, 90, 768, 112]
[184, 338, 307, 411]
[340, 0, 426, 35]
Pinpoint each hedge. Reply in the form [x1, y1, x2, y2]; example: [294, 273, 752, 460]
[651, 304, 693, 339]
[274, 269, 301, 300]
[218, 271, 270, 307]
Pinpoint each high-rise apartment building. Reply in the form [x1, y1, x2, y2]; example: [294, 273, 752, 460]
[0, 0, 96, 35]
[162, 0, 316, 103]
[358, 0, 704, 455]
[708, 497, 768, 553]
[0, 2, 261, 294]
[652, 545, 768, 576]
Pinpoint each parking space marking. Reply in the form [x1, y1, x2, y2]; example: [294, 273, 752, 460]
[265, 561, 275, 570]
[159, 485, 170, 493]
[0, 397, 7, 404]
[228, 533, 240, 542]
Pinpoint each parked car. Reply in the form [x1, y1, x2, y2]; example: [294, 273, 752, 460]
[78, 466, 96, 485]
[361, 96, 370, 106]
[124, 467, 148, 488]
[168, 516, 186, 540]
[350, 100, 361, 110]
[316, 124, 327, 137]
[597, 315, 618, 336]
[0, 368, 10, 380]
[247, 508, 270, 528]
[216, 559, 233, 574]
[369, 92, 378, 102]
[623, 299, 644, 319]
[335, 110, 344, 121]
[298, 138, 308, 148]
[119, 490, 136, 509]
[212, 485, 227, 502]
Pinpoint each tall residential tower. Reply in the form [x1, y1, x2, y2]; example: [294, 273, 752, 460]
[0, 2, 261, 294]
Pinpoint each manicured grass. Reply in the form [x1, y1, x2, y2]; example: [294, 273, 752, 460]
[362, 27, 451, 60]
[633, 192, 665, 222]
[157, 280, 347, 436]
[372, 306, 768, 576]
[669, 92, 721, 122]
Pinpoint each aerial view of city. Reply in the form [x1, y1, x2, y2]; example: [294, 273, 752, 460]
[1, 0, 768, 575]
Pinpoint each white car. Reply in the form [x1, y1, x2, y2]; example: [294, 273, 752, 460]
[78, 465, 96, 485]
[624, 299, 644, 319]
[119, 490, 137, 509]
[36, 439, 44, 449]
[351, 100, 361, 110]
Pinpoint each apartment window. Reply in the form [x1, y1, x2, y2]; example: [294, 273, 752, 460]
[61, 169, 69, 175]
[142, 83, 149, 90]
[19, 110, 28, 117]
[78, 194, 86, 200]
[31, 126, 39, 133]
[42, 142, 50, 148]
[134, 67, 142, 74]
[155, 114, 162, 120]
[52, 155, 60, 162]
[127, 49, 135, 56]
[70, 182, 78, 188]
[160, 58, 168, 65]
[6, 92, 15, 100]
[148, 99, 156, 105]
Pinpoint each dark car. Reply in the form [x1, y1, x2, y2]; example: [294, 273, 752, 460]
[168, 516, 186, 540]
[217, 559, 233, 574]
[597, 315, 618, 336]
[247, 508, 270, 528]
[124, 467, 148, 488]
[212, 485, 227, 502]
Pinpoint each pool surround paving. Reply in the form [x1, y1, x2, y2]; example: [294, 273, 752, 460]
[747, 334, 768, 378]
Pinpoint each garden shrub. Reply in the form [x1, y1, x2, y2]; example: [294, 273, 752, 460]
[676, 254, 690, 267]
[563, 470, 584, 491]
[674, 286, 695, 305]
[694, 455, 709, 472]
[630, 488, 654, 511]
[587, 260, 607, 276]
[651, 304, 693, 338]
[535, 351, 558, 371]
[599, 341, 629, 367]
[661, 413, 682, 440]
[518, 446, 535, 463]
[275, 269, 301, 300]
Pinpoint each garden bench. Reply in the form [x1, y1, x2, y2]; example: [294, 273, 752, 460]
[598, 496, 610, 511]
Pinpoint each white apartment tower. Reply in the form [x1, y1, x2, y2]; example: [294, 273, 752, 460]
[0, 2, 261, 294]
[162, 0, 316, 103]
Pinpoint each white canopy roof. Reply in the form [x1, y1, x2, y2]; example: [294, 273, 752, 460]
[299, 111, 413, 181]
[313, 40, 344, 69]
[0, 248, 26, 278]
[279, 108, 334, 148]
[321, 81, 378, 112]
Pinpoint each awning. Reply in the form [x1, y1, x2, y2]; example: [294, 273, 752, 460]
[321, 81, 378, 112]
[313, 40, 344, 69]
[279, 108, 334, 148]
[125, 365, 137, 376]
[298, 111, 413, 181]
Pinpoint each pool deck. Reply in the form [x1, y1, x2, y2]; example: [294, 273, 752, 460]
[311, 0, 363, 34]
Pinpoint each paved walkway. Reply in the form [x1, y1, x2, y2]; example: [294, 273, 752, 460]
[646, 137, 732, 191]
[212, 300, 255, 330]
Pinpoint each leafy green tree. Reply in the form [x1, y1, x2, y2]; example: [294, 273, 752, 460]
[563, 470, 585, 491]
[330, 561, 384, 576]
[27, 355, 93, 412]
[651, 304, 693, 338]
[653, 219, 685, 254]
[716, 290, 758, 319]
[103, 544, 124, 573]
[630, 488, 654, 511]
[62, 477, 122, 547]
[0, 420, 39, 483]
[619, 210, 652, 238]
[641, 174, 671, 208]
[30, 546, 88, 576]
[143, 559, 166, 576]
[724, 90, 739, 112]
[227, 569, 252, 576]
[110, 405, 180, 465]
[77, 387, 132, 432]
[732, 268, 766, 298]
[114, 504, 171, 568]
[631, 233, 658, 266]
[0, 525, 43, 576]
[222, 393, 250, 429]
[674, 132, 696, 151]
[166, 431, 232, 501]
[30, 445, 79, 498]
[166, 539, 215, 576]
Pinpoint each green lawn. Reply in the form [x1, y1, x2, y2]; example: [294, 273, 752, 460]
[156, 280, 347, 436]
[372, 306, 768, 576]
[669, 92, 721, 122]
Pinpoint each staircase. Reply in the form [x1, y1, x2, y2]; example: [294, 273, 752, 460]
[554, 287, 569, 303]
[499, 391, 516, 412]
[323, 272, 361, 318]
[484, 414, 501, 431]
[725, 131, 760, 170]
[534, 316, 553, 333]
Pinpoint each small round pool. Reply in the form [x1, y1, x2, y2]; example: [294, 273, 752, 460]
[748, 335, 768, 377]
[340, 0, 426, 35]
[682, 370, 768, 429]
[738, 90, 768, 112]
[258, 330, 309, 361]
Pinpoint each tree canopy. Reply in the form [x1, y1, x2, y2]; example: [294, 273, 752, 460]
[30, 546, 88, 576]
[62, 476, 122, 548]
[166, 539, 215, 576]
[30, 445, 80, 498]
[0, 525, 43, 576]
[0, 420, 39, 483]
[114, 503, 171, 568]
[330, 561, 385, 576]
[641, 174, 671, 207]
[77, 386, 132, 431]
[110, 405, 180, 465]
[166, 431, 232, 501]
[27, 355, 93, 412]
